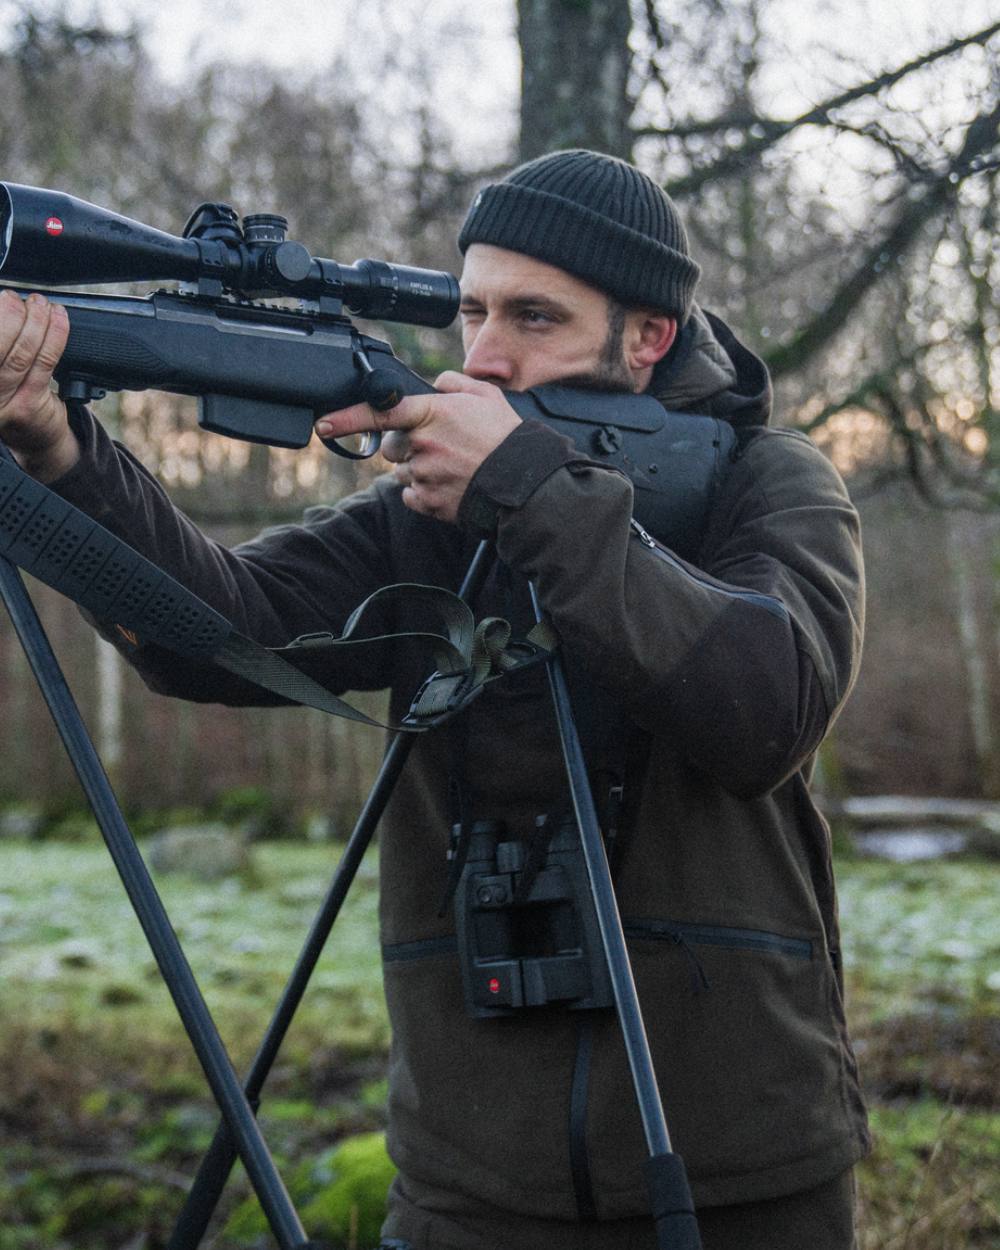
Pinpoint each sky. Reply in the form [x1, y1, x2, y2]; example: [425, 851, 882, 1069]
[0, 0, 995, 197]
[2, 0, 995, 122]
[1, 0, 523, 157]
[125, 0, 518, 89]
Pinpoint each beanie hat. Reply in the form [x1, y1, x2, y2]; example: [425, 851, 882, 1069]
[458, 149, 700, 323]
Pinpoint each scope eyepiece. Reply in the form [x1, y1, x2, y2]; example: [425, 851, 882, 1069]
[340, 258, 460, 329]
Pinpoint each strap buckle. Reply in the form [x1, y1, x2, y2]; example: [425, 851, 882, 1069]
[401, 619, 558, 729]
[402, 669, 485, 728]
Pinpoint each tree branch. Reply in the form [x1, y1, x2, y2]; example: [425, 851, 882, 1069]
[823, 119, 934, 183]
[633, 21, 1000, 195]
[636, 0, 676, 102]
[31, 1147, 191, 1191]
[763, 100, 1000, 378]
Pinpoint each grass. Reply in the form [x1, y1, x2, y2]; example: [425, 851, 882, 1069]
[0, 840, 390, 1250]
[0, 841, 388, 1063]
[859, 1103, 1000, 1248]
[1, 841, 999, 1247]
[837, 858, 1000, 1021]
[839, 858, 1000, 1249]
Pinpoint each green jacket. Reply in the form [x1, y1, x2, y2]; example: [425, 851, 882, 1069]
[54, 306, 869, 1218]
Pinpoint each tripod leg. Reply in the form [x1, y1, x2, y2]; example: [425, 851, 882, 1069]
[167, 731, 412, 1250]
[528, 583, 701, 1250]
[0, 553, 315, 1250]
[167, 539, 497, 1249]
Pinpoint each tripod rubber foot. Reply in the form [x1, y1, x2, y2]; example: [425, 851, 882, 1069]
[645, 1152, 702, 1250]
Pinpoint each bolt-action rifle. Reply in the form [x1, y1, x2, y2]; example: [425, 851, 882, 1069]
[0, 182, 733, 552]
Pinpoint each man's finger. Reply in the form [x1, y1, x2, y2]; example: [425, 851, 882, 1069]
[0, 290, 30, 389]
[14, 303, 70, 411]
[0, 287, 27, 342]
[381, 429, 412, 464]
[0, 294, 65, 395]
[34, 302, 70, 374]
[314, 395, 429, 442]
[433, 370, 501, 397]
[0, 298, 51, 409]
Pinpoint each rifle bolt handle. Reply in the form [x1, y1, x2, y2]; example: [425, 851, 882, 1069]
[363, 369, 404, 411]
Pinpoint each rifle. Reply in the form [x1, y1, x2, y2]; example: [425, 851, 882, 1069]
[0, 182, 733, 552]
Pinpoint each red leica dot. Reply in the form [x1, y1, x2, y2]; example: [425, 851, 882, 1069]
[45, 217, 64, 236]
[488, 977, 500, 994]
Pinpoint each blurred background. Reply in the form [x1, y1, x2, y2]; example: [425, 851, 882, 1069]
[0, 3, 998, 1248]
[0, 0, 997, 824]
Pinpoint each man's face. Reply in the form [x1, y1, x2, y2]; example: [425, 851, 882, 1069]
[458, 244, 635, 393]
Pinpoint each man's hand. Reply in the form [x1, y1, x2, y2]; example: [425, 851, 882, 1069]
[315, 371, 521, 523]
[0, 289, 79, 482]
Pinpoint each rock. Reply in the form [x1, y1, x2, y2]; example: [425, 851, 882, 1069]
[57, 940, 101, 969]
[837, 796, 1000, 829]
[853, 827, 971, 863]
[146, 823, 252, 880]
[831, 796, 1000, 861]
[100, 982, 145, 1006]
[0, 803, 45, 840]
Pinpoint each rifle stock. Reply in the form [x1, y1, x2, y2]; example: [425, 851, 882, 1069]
[0, 282, 734, 555]
[1, 284, 435, 449]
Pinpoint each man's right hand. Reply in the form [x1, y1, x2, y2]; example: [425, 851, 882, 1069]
[0, 289, 79, 482]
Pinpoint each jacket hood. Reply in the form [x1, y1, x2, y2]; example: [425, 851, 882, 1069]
[650, 304, 772, 429]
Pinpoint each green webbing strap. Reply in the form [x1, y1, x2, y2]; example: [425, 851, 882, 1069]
[0, 454, 555, 730]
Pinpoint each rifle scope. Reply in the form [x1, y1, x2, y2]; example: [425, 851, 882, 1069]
[0, 182, 459, 328]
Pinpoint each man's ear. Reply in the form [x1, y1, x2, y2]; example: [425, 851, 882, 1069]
[627, 313, 677, 370]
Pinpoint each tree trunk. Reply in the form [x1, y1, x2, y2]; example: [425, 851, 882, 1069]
[945, 512, 998, 796]
[517, 0, 633, 163]
[95, 634, 124, 782]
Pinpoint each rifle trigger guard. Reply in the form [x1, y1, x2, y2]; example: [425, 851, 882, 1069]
[314, 342, 384, 461]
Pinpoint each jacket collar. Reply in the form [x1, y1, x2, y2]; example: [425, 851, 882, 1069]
[650, 304, 773, 429]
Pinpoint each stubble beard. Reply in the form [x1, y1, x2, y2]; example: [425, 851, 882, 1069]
[556, 299, 636, 394]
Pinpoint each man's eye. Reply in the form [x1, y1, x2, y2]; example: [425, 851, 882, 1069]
[520, 309, 553, 326]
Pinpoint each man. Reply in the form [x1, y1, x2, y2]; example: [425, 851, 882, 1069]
[0, 150, 868, 1249]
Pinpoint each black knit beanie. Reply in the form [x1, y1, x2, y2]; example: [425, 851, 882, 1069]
[458, 149, 700, 323]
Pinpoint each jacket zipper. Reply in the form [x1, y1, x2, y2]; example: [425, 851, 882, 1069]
[629, 519, 789, 621]
[383, 922, 812, 964]
[382, 935, 458, 962]
[624, 917, 813, 960]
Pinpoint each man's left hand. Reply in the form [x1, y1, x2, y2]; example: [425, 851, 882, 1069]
[315, 372, 521, 523]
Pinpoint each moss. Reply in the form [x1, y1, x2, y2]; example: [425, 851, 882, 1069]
[210, 784, 299, 840]
[223, 1132, 396, 1247]
[301, 1132, 397, 1248]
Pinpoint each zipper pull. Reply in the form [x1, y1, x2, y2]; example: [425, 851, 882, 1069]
[629, 517, 658, 549]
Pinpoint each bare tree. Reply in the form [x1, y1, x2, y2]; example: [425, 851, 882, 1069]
[518, 0, 633, 160]
[629, 3, 1000, 497]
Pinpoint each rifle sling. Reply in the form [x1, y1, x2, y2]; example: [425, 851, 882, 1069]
[0, 453, 554, 730]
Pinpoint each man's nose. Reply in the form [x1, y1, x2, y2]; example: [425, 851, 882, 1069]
[462, 322, 515, 385]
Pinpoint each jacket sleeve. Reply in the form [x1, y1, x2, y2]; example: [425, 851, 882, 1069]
[459, 420, 864, 799]
[50, 405, 396, 703]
